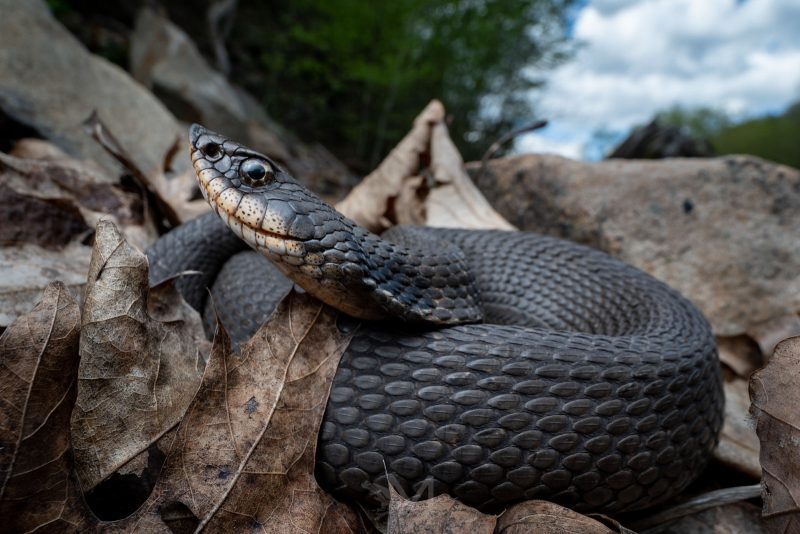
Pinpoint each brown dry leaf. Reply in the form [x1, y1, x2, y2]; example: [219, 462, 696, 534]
[748, 314, 800, 361]
[0, 282, 92, 532]
[70, 220, 208, 493]
[717, 335, 762, 378]
[0, 135, 156, 249]
[336, 99, 513, 234]
[749, 336, 800, 533]
[424, 118, 515, 231]
[638, 502, 766, 534]
[0, 241, 90, 329]
[123, 290, 360, 532]
[714, 378, 761, 479]
[496, 500, 614, 534]
[336, 100, 444, 231]
[387, 483, 497, 533]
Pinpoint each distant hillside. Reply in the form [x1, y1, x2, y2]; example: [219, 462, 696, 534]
[712, 102, 800, 169]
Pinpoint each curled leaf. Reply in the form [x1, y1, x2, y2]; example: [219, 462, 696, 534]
[387, 483, 497, 534]
[425, 119, 515, 231]
[497, 501, 614, 534]
[0, 282, 90, 532]
[336, 100, 444, 231]
[71, 220, 207, 495]
[750, 336, 800, 533]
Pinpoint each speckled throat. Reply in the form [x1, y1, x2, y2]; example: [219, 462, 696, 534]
[189, 124, 482, 324]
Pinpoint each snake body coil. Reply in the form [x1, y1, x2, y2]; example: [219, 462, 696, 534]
[146, 125, 723, 514]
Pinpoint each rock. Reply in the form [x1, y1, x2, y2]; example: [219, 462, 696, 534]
[471, 155, 800, 336]
[608, 119, 714, 159]
[0, 0, 188, 184]
[130, 6, 358, 200]
[130, 6, 253, 143]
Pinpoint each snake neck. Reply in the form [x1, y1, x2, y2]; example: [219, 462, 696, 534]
[189, 124, 483, 325]
[349, 226, 484, 325]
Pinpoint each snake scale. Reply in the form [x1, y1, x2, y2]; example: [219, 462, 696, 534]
[146, 125, 723, 514]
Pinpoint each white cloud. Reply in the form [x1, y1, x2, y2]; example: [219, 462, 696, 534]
[516, 0, 800, 160]
[514, 132, 584, 159]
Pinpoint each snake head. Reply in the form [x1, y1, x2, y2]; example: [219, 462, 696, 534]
[188, 124, 392, 319]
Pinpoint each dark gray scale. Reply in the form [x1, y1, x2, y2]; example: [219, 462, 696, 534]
[146, 215, 723, 514]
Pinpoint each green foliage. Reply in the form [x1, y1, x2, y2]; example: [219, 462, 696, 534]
[228, 0, 573, 171]
[711, 104, 800, 169]
[656, 105, 733, 140]
[650, 102, 800, 169]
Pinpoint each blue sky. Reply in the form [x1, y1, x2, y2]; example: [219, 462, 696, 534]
[516, 0, 800, 159]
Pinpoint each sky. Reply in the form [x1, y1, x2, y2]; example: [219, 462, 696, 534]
[515, 0, 800, 160]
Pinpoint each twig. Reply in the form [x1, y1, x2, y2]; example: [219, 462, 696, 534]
[629, 484, 762, 532]
[477, 120, 548, 182]
[83, 111, 180, 229]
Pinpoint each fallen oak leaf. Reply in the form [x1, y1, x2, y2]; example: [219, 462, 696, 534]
[70, 219, 207, 510]
[496, 500, 615, 534]
[387, 482, 497, 534]
[123, 290, 361, 532]
[0, 282, 93, 532]
[717, 335, 762, 379]
[424, 114, 515, 231]
[336, 100, 444, 231]
[748, 314, 800, 361]
[0, 240, 90, 329]
[750, 336, 800, 533]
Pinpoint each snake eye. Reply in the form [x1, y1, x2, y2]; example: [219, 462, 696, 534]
[240, 159, 273, 184]
[200, 141, 222, 160]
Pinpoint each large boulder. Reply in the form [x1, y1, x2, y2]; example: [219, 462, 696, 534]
[471, 155, 800, 336]
[0, 0, 188, 183]
[130, 7, 358, 200]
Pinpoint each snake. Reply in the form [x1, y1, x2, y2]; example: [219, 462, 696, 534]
[146, 124, 724, 514]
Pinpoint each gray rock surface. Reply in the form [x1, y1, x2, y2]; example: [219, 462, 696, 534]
[0, 0, 188, 183]
[130, 7, 358, 200]
[471, 154, 800, 336]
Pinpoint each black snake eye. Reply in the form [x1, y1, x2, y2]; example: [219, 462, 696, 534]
[200, 142, 222, 160]
[240, 159, 272, 183]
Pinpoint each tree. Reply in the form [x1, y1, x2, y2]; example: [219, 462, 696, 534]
[226, 0, 573, 171]
[655, 105, 733, 140]
[652, 102, 800, 169]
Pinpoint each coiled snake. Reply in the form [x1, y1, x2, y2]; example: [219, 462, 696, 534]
[146, 125, 723, 514]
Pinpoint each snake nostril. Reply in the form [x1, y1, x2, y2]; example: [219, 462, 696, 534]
[201, 142, 222, 160]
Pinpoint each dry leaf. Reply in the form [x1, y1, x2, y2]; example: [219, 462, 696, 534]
[425, 119, 515, 231]
[336, 100, 444, 230]
[497, 500, 614, 534]
[0, 138, 154, 247]
[336, 99, 513, 234]
[387, 483, 497, 534]
[638, 502, 766, 534]
[0, 182, 90, 248]
[0, 241, 90, 329]
[714, 379, 761, 479]
[125, 290, 360, 532]
[0, 237, 362, 532]
[748, 314, 800, 361]
[750, 336, 800, 533]
[0, 282, 91, 532]
[71, 220, 208, 494]
[717, 335, 763, 378]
